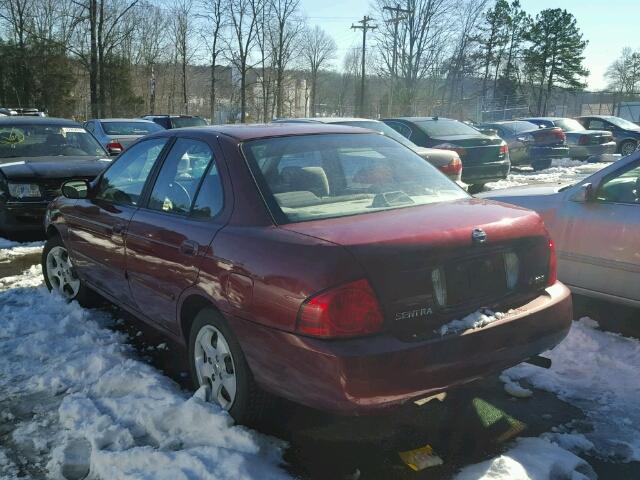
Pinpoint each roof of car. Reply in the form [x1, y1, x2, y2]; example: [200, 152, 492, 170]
[277, 117, 379, 124]
[576, 115, 614, 119]
[143, 114, 202, 118]
[92, 118, 158, 123]
[169, 123, 372, 141]
[0, 116, 81, 126]
[384, 117, 457, 122]
[521, 117, 565, 121]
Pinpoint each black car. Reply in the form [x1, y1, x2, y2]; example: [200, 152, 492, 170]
[383, 117, 510, 192]
[478, 120, 569, 170]
[576, 115, 640, 157]
[141, 115, 207, 129]
[0, 117, 110, 235]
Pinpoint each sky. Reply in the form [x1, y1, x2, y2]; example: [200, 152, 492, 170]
[302, 0, 640, 90]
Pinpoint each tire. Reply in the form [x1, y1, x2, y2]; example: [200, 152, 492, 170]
[531, 158, 552, 171]
[188, 307, 271, 425]
[42, 235, 98, 307]
[620, 140, 637, 157]
[468, 183, 486, 194]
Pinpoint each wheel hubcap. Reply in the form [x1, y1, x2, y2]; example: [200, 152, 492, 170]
[622, 143, 636, 156]
[46, 246, 81, 299]
[194, 325, 237, 410]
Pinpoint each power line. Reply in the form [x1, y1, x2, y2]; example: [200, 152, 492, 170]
[350, 15, 377, 117]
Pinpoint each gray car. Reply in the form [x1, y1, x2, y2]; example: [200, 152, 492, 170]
[83, 118, 164, 155]
[477, 151, 640, 307]
[522, 117, 617, 161]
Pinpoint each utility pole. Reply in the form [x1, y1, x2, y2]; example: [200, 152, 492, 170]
[351, 15, 377, 117]
[383, 4, 411, 116]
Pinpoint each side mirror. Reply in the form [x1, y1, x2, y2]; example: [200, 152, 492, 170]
[62, 179, 90, 199]
[570, 183, 594, 202]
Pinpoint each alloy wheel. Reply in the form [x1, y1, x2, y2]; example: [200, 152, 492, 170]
[621, 141, 637, 157]
[46, 246, 81, 299]
[194, 324, 237, 410]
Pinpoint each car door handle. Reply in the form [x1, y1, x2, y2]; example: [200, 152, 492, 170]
[112, 223, 126, 235]
[179, 240, 199, 256]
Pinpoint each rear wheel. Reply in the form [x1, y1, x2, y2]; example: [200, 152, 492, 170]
[620, 140, 637, 157]
[42, 235, 98, 306]
[188, 308, 271, 424]
[468, 183, 486, 194]
[531, 158, 552, 171]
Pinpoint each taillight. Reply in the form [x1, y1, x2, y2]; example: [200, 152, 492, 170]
[499, 143, 508, 158]
[106, 141, 124, 154]
[439, 156, 462, 176]
[553, 128, 566, 142]
[433, 143, 466, 158]
[547, 238, 557, 286]
[297, 279, 384, 338]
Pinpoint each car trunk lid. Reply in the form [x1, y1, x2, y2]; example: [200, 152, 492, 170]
[431, 134, 504, 165]
[282, 198, 552, 340]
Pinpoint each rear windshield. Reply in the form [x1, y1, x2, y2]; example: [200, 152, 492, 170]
[606, 116, 640, 130]
[101, 121, 163, 135]
[336, 120, 415, 148]
[414, 119, 481, 138]
[0, 124, 107, 158]
[551, 118, 584, 132]
[505, 121, 540, 133]
[243, 133, 467, 223]
[170, 117, 207, 128]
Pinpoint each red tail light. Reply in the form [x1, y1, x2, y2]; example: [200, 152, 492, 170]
[439, 156, 462, 176]
[433, 143, 466, 158]
[106, 141, 124, 153]
[297, 279, 384, 338]
[552, 128, 566, 142]
[547, 238, 557, 286]
[499, 143, 509, 159]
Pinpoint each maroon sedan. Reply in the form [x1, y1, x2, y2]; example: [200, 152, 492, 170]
[42, 124, 571, 423]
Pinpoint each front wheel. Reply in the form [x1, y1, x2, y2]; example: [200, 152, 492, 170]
[620, 140, 637, 157]
[188, 308, 272, 424]
[42, 235, 98, 306]
[531, 158, 552, 171]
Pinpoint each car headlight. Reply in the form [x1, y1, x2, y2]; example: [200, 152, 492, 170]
[8, 183, 41, 199]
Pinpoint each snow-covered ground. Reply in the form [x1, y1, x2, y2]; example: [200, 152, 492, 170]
[485, 158, 610, 190]
[0, 242, 287, 480]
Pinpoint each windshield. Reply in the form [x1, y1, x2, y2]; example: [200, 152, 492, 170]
[336, 120, 416, 148]
[243, 133, 467, 223]
[170, 117, 207, 128]
[0, 124, 107, 158]
[553, 118, 584, 132]
[606, 116, 640, 130]
[101, 121, 163, 135]
[415, 119, 481, 137]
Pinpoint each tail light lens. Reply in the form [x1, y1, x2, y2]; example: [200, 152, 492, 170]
[439, 156, 462, 176]
[106, 141, 124, 154]
[553, 128, 566, 142]
[499, 143, 508, 158]
[547, 238, 557, 286]
[433, 142, 466, 158]
[297, 279, 384, 338]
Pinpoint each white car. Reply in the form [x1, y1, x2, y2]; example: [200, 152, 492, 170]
[478, 152, 640, 307]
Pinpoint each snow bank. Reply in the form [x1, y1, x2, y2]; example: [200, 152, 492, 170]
[503, 318, 640, 462]
[454, 437, 595, 480]
[0, 265, 288, 480]
[437, 309, 511, 336]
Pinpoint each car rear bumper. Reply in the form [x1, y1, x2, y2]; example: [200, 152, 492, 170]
[0, 201, 48, 232]
[460, 159, 510, 185]
[568, 142, 616, 159]
[528, 145, 570, 160]
[230, 282, 572, 414]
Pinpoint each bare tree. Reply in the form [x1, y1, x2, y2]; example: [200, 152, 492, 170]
[200, 0, 226, 122]
[171, 0, 193, 114]
[301, 26, 336, 117]
[227, 0, 262, 122]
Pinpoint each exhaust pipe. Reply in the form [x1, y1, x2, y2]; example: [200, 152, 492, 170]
[525, 355, 552, 369]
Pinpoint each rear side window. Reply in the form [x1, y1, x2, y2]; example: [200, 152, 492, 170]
[147, 138, 221, 217]
[243, 133, 467, 223]
[95, 138, 168, 205]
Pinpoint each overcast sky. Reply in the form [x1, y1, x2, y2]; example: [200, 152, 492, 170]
[302, 0, 639, 91]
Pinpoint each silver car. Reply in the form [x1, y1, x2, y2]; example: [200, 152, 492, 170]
[83, 118, 164, 155]
[478, 152, 640, 307]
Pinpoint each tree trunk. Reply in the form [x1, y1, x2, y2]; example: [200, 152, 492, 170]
[89, 0, 99, 117]
[310, 70, 317, 117]
[210, 61, 216, 123]
[240, 66, 246, 123]
[97, 0, 105, 117]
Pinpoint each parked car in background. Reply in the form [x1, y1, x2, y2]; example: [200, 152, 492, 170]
[478, 120, 569, 171]
[142, 114, 208, 129]
[478, 151, 640, 308]
[521, 117, 616, 161]
[42, 123, 570, 423]
[0, 117, 110, 235]
[576, 115, 640, 157]
[383, 117, 510, 192]
[84, 118, 164, 155]
[273, 117, 462, 182]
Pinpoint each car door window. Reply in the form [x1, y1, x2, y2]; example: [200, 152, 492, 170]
[596, 162, 640, 204]
[95, 138, 167, 205]
[588, 119, 606, 130]
[148, 138, 215, 215]
[191, 162, 224, 219]
[386, 121, 412, 139]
